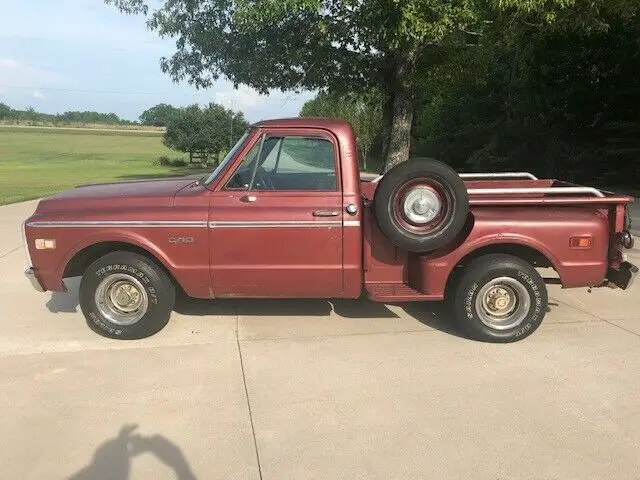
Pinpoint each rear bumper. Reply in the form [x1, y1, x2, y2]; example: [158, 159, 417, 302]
[607, 261, 638, 290]
[25, 267, 45, 292]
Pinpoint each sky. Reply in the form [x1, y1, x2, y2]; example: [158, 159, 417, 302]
[0, 0, 315, 122]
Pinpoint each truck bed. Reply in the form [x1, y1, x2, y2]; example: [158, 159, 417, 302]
[361, 172, 634, 207]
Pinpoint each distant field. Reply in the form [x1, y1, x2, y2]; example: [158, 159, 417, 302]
[0, 120, 165, 132]
[0, 125, 207, 205]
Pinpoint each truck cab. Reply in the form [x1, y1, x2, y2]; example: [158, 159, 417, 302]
[203, 118, 364, 299]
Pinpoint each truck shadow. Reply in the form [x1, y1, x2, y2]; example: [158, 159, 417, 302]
[68, 424, 196, 480]
[47, 279, 552, 340]
[174, 295, 463, 338]
[47, 277, 81, 313]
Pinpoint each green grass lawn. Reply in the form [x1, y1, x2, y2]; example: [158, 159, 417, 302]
[0, 126, 209, 205]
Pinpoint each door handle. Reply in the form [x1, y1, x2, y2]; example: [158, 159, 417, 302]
[313, 210, 340, 217]
[240, 195, 257, 203]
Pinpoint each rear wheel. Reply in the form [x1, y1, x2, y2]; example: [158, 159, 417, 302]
[374, 158, 469, 252]
[452, 254, 548, 343]
[79, 251, 175, 339]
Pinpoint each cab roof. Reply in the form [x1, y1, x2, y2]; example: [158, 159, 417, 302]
[251, 117, 353, 130]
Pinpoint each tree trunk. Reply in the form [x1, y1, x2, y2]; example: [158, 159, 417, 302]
[361, 145, 369, 171]
[379, 93, 395, 167]
[383, 52, 417, 172]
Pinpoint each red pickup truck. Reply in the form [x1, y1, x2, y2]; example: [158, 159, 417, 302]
[23, 118, 637, 342]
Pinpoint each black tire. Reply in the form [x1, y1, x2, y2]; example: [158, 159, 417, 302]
[452, 254, 548, 343]
[79, 251, 175, 339]
[374, 157, 469, 252]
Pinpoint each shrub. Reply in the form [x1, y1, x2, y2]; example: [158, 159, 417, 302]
[170, 158, 187, 167]
[157, 155, 172, 167]
[154, 156, 188, 168]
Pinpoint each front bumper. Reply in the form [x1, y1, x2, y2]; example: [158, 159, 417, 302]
[607, 261, 638, 290]
[25, 267, 45, 292]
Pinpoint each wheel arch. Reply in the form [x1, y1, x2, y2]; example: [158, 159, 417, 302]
[445, 241, 559, 295]
[62, 240, 180, 291]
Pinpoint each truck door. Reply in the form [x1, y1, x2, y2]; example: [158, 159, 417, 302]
[208, 128, 344, 297]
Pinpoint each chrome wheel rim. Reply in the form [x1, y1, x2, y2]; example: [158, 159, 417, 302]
[402, 186, 442, 224]
[94, 273, 149, 326]
[475, 277, 531, 330]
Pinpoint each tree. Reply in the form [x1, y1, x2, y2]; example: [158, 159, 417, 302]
[0, 103, 12, 119]
[57, 111, 125, 124]
[163, 103, 248, 165]
[301, 91, 382, 171]
[0, 102, 134, 125]
[107, 0, 638, 172]
[139, 103, 181, 126]
[105, 0, 485, 171]
[411, 6, 640, 185]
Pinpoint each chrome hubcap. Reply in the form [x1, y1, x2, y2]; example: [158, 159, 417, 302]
[95, 273, 149, 326]
[484, 286, 515, 316]
[403, 187, 442, 224]
[111, 281, 144, 312]
[476, 277, 531, 330]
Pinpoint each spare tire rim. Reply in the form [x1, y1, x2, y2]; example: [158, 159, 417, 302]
[392, 178, 452, 234]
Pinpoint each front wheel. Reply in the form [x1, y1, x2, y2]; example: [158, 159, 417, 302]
[452, 254, 548, 343]
[79, 251, 175, 339]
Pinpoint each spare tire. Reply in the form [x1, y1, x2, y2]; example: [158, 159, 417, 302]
[373, 157, 469, 253]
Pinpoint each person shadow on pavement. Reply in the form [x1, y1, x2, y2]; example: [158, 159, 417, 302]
[68, 424, 196, 480]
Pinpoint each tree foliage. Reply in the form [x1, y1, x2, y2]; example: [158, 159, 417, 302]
[0, 104, 132, 125]
[163, 103, 248, 165]
[411, 9, 640, 186]
[300, 91, 382, 171]
[106, 0, 638, 172]
[105, 0, 489, 171]
[139, 103, 181, 126]
[108, 0, 638, 180]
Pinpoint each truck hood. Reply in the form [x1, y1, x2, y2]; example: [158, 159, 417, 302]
[34, 176, 200, 215]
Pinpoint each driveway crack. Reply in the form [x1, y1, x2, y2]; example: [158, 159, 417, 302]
[0, 246, 21, 260]
[553, 297, 640, 339]
[236, 312, 263, 480]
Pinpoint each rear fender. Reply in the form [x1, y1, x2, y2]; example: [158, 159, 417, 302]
[420, 235, 564, 299]
[451, 235, 563, 273]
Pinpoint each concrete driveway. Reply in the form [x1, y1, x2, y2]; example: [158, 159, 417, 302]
[629, 201, 639, 236]
[1, 200, 639, 480]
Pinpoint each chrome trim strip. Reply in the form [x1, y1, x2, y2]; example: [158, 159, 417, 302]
[22, 219, 32, 265]
[460, 172, 538, 180]
[468, 186, 605, 198]
[28, 219, 360, 229]
[27, 221, 208, 228]
[209, 221, 341, 228]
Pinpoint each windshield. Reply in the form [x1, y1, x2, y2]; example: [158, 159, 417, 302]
[203, 131, 251, 186]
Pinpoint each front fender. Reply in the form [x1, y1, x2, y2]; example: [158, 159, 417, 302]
[28, 225, 211, 298]
[57, 230, 176, 278]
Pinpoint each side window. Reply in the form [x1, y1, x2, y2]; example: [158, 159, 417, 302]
[261, 138, 282, 172]
[225, 136, 283, 190]
[254, 136, 337, 191]
[225, 137, 262, 190]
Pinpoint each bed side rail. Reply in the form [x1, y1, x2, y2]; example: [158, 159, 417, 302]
[371, 171, 539, 184]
